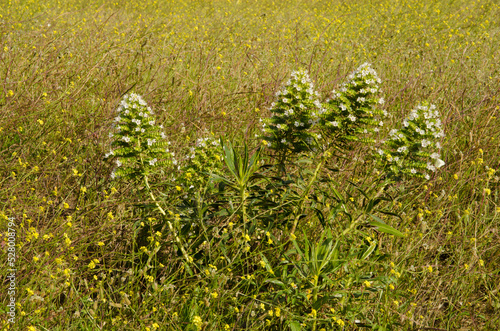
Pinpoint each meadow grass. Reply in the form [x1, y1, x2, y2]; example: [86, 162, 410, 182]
[1, 0, 500, 330]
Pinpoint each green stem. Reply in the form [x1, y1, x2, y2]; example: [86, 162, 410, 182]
[240, 186, 247, 224]
[341, 214, 363, 236]
[290, 153, 327, 235]
[312, 274, 319, 331]
[143, 175, 191, 268]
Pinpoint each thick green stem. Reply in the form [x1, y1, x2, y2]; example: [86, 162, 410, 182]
[240, 186, 247, 224]
[143, 176, 191, 267]
[312, 274, 319, 331]
[290, 154, 327, 235]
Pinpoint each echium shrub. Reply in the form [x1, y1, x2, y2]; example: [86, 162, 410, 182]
[105, 93, 176, 179]
[261, 69, 323, 163]
[320, 62, 386, 148]
[377, 102, 445, 180]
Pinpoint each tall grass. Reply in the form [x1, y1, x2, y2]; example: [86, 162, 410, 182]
[1, 0, 499, 330]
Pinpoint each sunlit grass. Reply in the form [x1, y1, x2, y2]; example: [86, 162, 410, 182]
[1, 0, 499, 330]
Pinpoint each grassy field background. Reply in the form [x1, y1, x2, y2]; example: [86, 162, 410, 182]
[1, 0, 500, 330]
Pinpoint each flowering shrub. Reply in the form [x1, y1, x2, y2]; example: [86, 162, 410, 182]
[320, 63, 386, 148]
[106, 93, 175, 180]
[261, 69, 323, 163]
[179, 135, 224, 196]
[377, 102, 445, 180]
[103, 80, 446, 330]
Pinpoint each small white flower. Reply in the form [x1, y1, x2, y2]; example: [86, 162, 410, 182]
[147, 138, 156, 146]
[122, 136, 131, 143]
[116, 160, 122, 167]
[430, 152, 440, 159]
[410, 168, 417, 174]
[378, 97, 385, 105]
[421, 139, 430, 147]
[348, 114, 356, 122]
[149, 158, 157, 166]
[435, 158, 445, 168]
[408, 110, 418, 121]
[397, 146, 407, 153]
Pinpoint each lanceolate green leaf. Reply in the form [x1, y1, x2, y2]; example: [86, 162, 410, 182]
[289, 321, 302, 331]
[368, 214, 404, 237]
